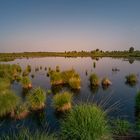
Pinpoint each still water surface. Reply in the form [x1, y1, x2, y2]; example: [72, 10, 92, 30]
[1, 57, 140, 133]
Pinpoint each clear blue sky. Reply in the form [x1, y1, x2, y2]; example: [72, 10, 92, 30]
[0, 0, 140, 52]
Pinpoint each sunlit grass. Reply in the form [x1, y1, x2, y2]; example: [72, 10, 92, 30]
[27, 87, 46, 110]
[0, 90, 19, 117]
[60, 103, 111, 140]
[52, 92, 72, 112]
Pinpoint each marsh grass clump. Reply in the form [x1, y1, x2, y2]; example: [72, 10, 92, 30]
[52, 92, 72, 112]
[50, 69, 81, 89]
[68, 77, 81, 89]
[56, 65, 60, 72]
[0, 90, 19, 117]
[50, 71, 63, 85]
[27, 87, 46, 111]
[112, 119, 131, 136]
[26, 65, 31, 72]
[125, 74, 137, 86]
[0, 64, 22, 82]
[0, 128, 57, 140]
[11, 103, 29, 120]
[0, 78, 11, 91]
[60, 104, 111, 140]
[21, 76, 32, 89]
[89, 73, 100, 87]
[102, 77, 112, 87]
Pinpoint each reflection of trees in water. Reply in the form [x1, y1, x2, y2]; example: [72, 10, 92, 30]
[128, 58, 135, 64]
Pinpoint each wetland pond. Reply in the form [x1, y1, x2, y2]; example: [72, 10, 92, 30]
[1, 57, 140, 134]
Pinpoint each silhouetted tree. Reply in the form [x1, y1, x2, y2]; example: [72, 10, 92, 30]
[129, 47, 134, 53]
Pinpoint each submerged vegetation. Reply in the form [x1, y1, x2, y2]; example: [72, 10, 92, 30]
[52, 92, 72, 112]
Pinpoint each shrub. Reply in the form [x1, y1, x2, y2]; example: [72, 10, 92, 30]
[60, 104, 111, 140]
[112, 119, 131, 136]
[69, 77, 81, 89]
[52, 92, 72, 112]
[125, 74, 137, 86]
[27, 87, 46, 110]
[89, 73, 100, 86]
[0, 90, 19, 117]
[21, 76, 32, 89]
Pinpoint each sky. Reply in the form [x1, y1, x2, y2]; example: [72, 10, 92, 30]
[0, 0, 140, 52]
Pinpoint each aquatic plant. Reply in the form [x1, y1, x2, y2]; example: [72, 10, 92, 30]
[31, 74, 35, 78]
[50, 71, 63, 85]
[56, 65, 60, 72]
[0, 78, 11, 91]
[0, 64, 22, 82]
[60, 104, 111, 140]
[21, 76, 32, 89]
[11, 103, 29, 120]
[0, 128, 56, 140]
[125, 73, 137, 86]
[89, 73, 100, 86]
[0, 90, 19, 117]
[68, 77, 81, 89]
[112, 119, 131, 136]
[93, 61, 96, 68]
[27, 87, 46, 110]
[22, 70, 29, 77]
[102, 77, 112, 87]
[26, 65, 31, 72]
[45, 67, 47, 71]
[50, 69, 81, 89]
[52, 92, 72, 112]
